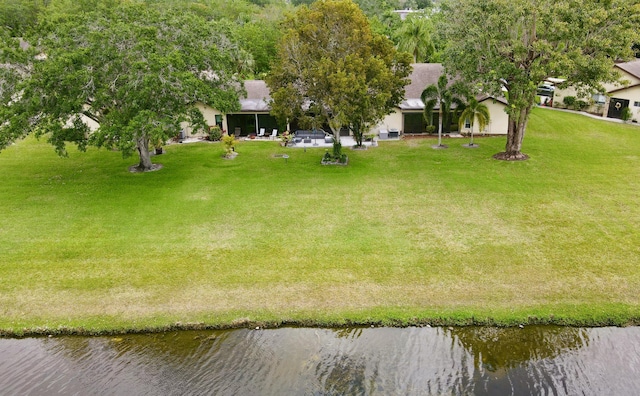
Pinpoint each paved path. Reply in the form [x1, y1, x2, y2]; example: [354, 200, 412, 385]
[537, 106, 640, 126]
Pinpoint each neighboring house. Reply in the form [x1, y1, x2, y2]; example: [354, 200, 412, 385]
[377, 63, 508, 136]
[393, 9, 422, 20]
[553, 59, 640, 122]
[187, 80, 279, 138]
[188, 63, 509, 138]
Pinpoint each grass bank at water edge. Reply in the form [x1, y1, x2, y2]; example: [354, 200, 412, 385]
[1, 108, 639, 336]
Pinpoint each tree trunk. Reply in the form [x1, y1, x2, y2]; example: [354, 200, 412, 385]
[493, 106, 531, 161]
[328, 121, 342, 157]
[470, 121, 475, 145]
[352, 123, 363, 147]
[437, 108, 444, 146]
[136, 136, 154, 171]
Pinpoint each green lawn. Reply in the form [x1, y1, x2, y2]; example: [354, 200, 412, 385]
[1, 108, 639, 335]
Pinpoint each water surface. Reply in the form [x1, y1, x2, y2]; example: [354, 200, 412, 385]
[1, 326, 639, 395]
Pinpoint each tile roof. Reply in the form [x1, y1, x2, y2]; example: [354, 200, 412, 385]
[399, 64, 507, 109]
[238, 65, 506, 112]
[240, 80, 271, 112]
[615, 59, 640, 80]
[403, 63, 445, 99]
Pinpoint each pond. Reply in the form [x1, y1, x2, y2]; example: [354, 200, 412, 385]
[1, 326, 639, 395]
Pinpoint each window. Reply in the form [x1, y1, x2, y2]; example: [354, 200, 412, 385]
[464, 118, 471, 129]
[403, 113, 429, 134]
[634, 101, 640, 107]
[592, 93, 606, 105]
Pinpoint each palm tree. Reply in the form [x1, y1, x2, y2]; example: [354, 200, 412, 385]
[421, 75, 465, 149]
[395, 15, 434, 63]
[458, 97, 490, 147]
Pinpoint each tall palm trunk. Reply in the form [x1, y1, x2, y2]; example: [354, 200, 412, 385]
[437, 108, 443, 146]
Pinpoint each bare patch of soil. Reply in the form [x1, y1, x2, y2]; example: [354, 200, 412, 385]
[128, 164, 163, 173]
[493, 152, 530, 161]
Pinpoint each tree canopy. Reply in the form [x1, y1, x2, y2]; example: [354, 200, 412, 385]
[459, 97, 490, 147]
[266, 0, 412, 157]
[421, 75, 465, 148]
[394, 14, 435, 63]
[0, 1, 243, 170]
[440, 0, 640, 160]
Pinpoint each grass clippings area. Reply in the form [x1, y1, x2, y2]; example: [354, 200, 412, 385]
[1, 108, 639, 336]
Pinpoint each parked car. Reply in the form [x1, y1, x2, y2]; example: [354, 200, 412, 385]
[537, 84, 555, 97]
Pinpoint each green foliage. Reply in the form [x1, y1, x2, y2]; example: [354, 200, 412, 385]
[393, 13, 435, 62]
[563, 96, 577, 108]
[440, 0, 640, 156]
[621, 106, 633, 122]
[0, 1, 242, 170]
[352, 0, 401, 18]
[279, 130, 294, 146]
[575, 100, 589, 111]
[208, 125, 223, 141]
[458, 97, 490, 145]
[323, 149, 332, 161]
[266, 0, 412, 159]
[421, 75, 466, 145]
[235, 20, 280, 77]
[332, 139, 342, 158]
[0, 0, 44, 33]
[222, 133, 237, 155]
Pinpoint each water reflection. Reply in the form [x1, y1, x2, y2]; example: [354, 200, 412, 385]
[1, 326, 639, 395]
[449, 326, 588, 370]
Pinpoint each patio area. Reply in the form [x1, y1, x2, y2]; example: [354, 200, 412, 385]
[241, 134, 382, 148]
[290, 135, 355, 148]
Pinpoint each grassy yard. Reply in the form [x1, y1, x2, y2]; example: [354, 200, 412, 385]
[1, 108, 639, 335]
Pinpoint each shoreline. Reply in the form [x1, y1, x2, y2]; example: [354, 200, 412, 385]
[3, 309, 639, 338]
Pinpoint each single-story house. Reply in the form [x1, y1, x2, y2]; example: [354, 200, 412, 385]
[187, 80, 280, 138]
[188, 63, 509, 138]
[376, 63, 508, 136]
[553, 59, 640, 122]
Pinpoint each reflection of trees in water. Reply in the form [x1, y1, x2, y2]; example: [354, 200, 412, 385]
[315, 353, 371, 395]
[330, 327, 363, 339]
[449, 326, 589, 371]
[46, 330, 234, 371]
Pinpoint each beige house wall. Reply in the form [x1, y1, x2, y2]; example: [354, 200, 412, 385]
[553, 68, 640, 116]
[373, 111, 404, 134]
[180, 102, 227, 138]
[606, 85, 640, 121]
[370, 102, 508, 136]
[602, 68, 640, 92]
[459, 100, 508, 135]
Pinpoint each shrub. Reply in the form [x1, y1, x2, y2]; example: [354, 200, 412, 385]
[222, 133, 237, 156]
[621, 107, 633, 122]
[323, 150, 332, 161]
[208, 126, 222, 141]
[563, 96, 576, 108]
[576, 100, 589, 111]
[332, 139, 342, 158]
[280, 130, 294, 146]
[426, 125, 436, 134]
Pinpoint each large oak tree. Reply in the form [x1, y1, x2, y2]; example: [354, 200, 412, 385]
[266, 0, 412, 155]
[0, 1, 242, 171]
[440, 0, 640, 160]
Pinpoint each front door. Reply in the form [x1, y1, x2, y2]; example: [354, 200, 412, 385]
[607, 98, 630, 119]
